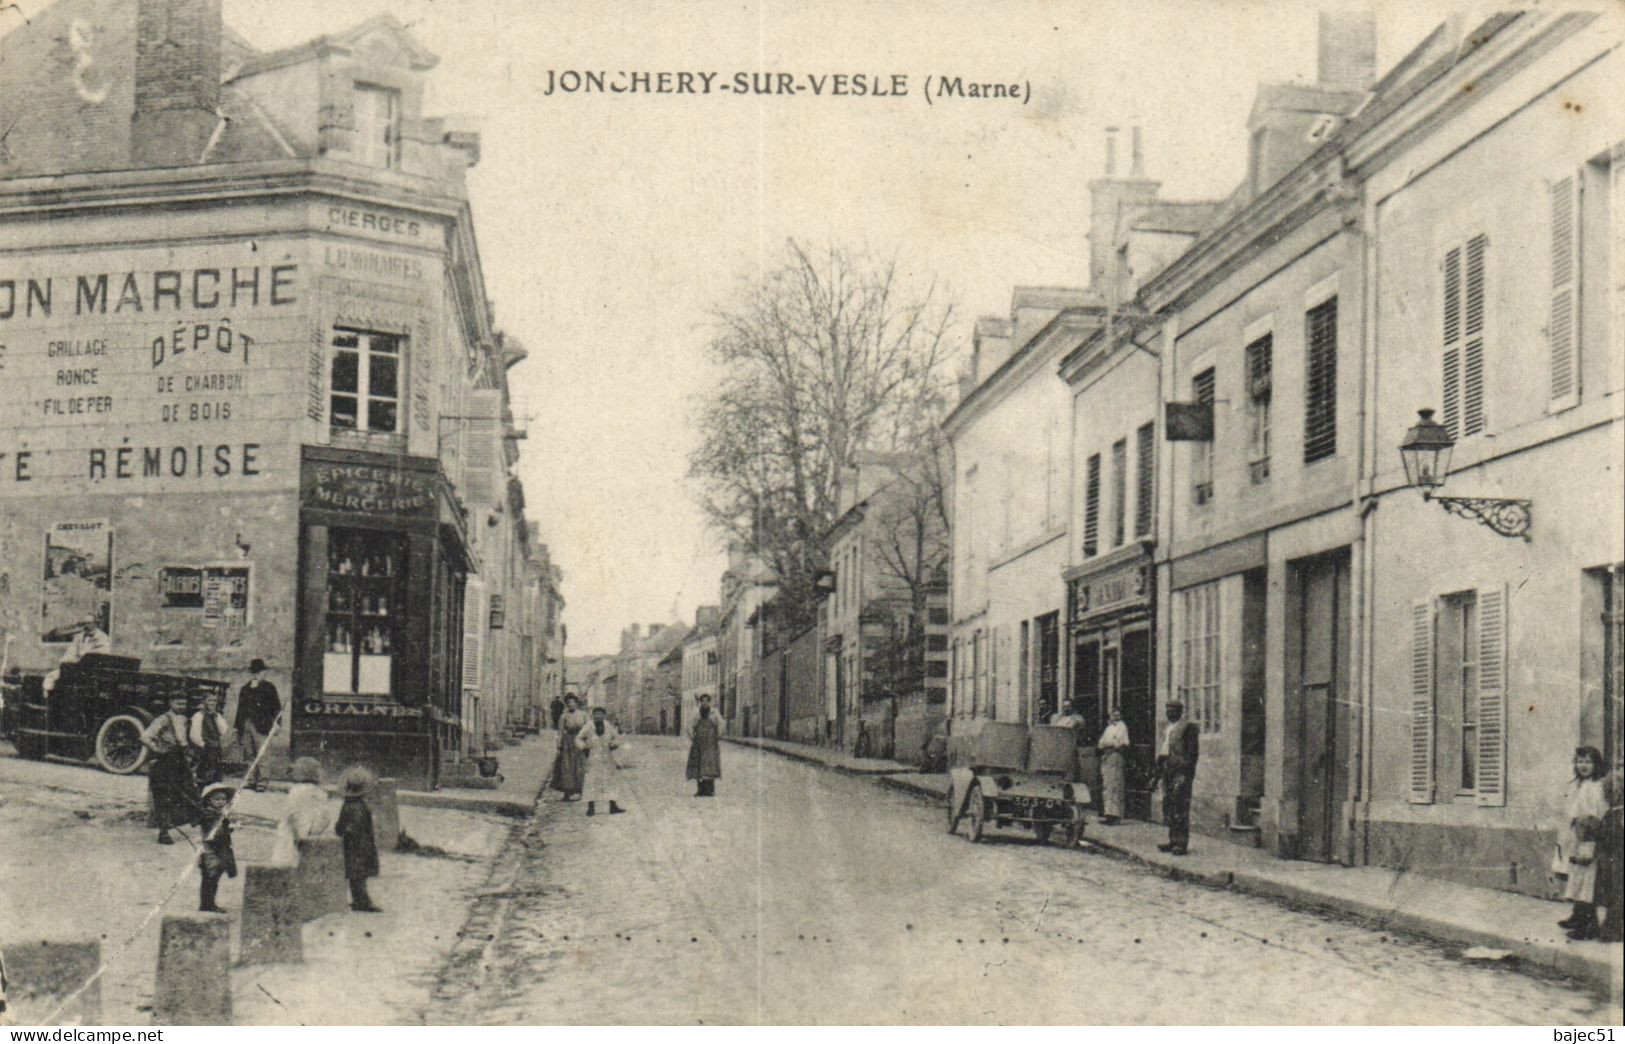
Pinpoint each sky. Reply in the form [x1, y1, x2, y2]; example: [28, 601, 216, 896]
[210, 0, 1446, 654]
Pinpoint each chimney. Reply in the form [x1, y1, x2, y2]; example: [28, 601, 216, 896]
[1317, 11, 1376, 90]
[132, 0, 223, 168]
[1088, 127, 1159, 292]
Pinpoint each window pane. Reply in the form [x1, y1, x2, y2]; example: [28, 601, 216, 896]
[370, 354, 399, 398]
[370, 333, 402, 355]
[332, 331, 360, 350]
[331, 349, 359, 393]
[330, 394, 358, 429]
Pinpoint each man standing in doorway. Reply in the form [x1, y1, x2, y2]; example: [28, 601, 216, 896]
[234, 658, 281, 791]
[1154, 698, 1200, 855]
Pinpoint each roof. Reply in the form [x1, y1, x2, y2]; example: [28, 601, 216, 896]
[1130, 201, 1225, 235]
[228, 14, 438, 81]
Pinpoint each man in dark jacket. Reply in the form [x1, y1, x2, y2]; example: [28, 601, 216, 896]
[233, 658, 281, 791]
[336, 768, 382, 912]
[686, 694, 722, 797]
[1154, 698, 1200, 855]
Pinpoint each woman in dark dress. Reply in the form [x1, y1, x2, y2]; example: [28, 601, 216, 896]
[550, 694, 588, 800]
[189, 691, 229, 788]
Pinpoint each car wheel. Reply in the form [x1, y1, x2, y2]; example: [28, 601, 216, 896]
[967, 783, 987, 843]
[95, 714, 149, 774]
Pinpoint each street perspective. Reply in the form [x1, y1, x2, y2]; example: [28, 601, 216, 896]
[2, 0, 1624, 1031]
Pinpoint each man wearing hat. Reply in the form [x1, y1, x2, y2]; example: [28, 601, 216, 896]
[234, 658, 281, 791]
[1153, 698, 1201, 855]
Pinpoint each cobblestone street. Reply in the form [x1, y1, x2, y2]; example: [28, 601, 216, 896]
[430, 738, 1617, 1026]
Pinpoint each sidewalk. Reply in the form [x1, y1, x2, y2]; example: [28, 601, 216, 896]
[742, 736, 1624, 995]
[0, 734, 559, 1025]
[724, 734, 916, 775]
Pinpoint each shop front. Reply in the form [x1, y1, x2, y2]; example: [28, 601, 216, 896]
[293, 445, 471, 788]
[1065, 543, 1155, 819]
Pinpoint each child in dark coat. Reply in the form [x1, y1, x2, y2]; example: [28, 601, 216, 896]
[198, 782, 238, 913]
[335, 767, 382, 912]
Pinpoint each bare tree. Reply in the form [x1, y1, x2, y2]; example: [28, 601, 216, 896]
[691, 240, 957, 628]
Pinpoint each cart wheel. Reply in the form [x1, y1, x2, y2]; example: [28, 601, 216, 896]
[1063, 807, 1086, 848]
[1034, 823, 1054, 844]
[95, 714, 149, 774]
[966, 783, 987, 843]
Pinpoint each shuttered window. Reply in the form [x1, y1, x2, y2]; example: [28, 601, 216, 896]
[1408, 599, 1435, 804]
[1475, 583, 1508, 806]
[1191, 368, 1215, 505]
[461, 577, 485, 690]
[1246, 334, 1272, 482]
[1441, 236, 1487, 438]
[1410, 585, 1508, 806]
[461, 389, 502, 505]
[1549, 174, 1581, 410]
[1110, 438, 1127, 548]
[1134, 422, 1155, 538]
[1303, 298, 1338, 463]
[1082, 453, 1101, 558]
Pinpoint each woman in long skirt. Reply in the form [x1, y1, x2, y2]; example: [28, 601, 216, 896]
[189, 691, 229, 788]
[1553, 746, 1609, 940]
[550, 694, 588, 800]
[1097, 706, 1130, 825]
[141, 695, 201, 845]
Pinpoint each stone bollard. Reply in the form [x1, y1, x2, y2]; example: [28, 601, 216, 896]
[1, 940, 101, 1024]
[154, 914, 231, 1025]
[367, 777, 401, 851]
[293, 836, 349, 922]
[238, 864, 302, 966]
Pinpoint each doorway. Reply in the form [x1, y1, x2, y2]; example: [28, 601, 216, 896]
[1287, 550, 1350, 862]
[1119, 626, 1154, 819]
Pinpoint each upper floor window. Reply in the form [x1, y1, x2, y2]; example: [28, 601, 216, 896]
[1134, 422, 1155, 538]
[1110, 438, 1127, 548]
[1082, 453, 1101, 557]
[354, 84, 400, 170]
[1191, 368, 1216, 505]
[1441, 238, 1486, 439]
[330, 328, 403, 434]
[1303, 298, 1338, 463]
[1246, 334, 1272, 482]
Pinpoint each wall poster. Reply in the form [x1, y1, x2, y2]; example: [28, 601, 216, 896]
[40, 519, 112, 644]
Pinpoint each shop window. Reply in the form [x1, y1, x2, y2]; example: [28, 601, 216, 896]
[354, 83, 400, 170]
[1177, 582, 1222, 733]
[324, 529, 404, 697]
[330, 328, 404, 434]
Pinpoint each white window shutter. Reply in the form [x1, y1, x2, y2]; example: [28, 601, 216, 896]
[461, 389, 502, 505]
[1462, 235, 1487, 436]
[1441, 246, 1462, 439]
[1475, 583, 1508, 807]
[462, 577, 485, 691]
[1408, 598, 1436, 804]
[1548, 173, 1582, 410]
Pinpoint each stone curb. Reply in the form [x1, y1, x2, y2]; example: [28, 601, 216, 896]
[766, 741, 1624, 995]
[722, 736, 908, 777]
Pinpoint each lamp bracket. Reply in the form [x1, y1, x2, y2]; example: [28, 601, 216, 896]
[1426, 494, 1532, 542]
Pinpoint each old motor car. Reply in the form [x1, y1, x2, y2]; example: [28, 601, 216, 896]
[11, 653, 230, 774]
[947, 721, 1089, 845]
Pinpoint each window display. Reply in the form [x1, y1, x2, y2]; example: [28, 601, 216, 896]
[324, 529, 403, 696]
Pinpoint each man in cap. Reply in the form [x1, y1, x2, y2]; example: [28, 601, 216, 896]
[685, 694, 722, 797]
[1153, 698, 1200, 855]
[234, 658, 281, 791]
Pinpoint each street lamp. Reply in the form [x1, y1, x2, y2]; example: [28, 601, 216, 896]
[1397, 409, 1532, 541]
